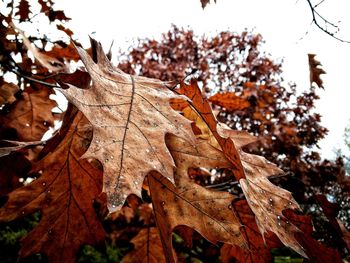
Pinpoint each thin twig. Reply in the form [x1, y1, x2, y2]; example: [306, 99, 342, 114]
[305, 0, 350, 43]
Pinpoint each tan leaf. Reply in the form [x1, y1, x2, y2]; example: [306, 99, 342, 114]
[178, 80, 306, 257]
[0, 82, 19, 105]
[57, 39, 195, 212]
[13, 24, 67, 72]
[0, 110, 105, 263]
[148, 170, 246, 262]
[122, 227, 166, 263]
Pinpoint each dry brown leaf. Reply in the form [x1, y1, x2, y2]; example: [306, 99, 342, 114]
[0, 82, 19, 105]
[220, 200, 281, 263]
[0, 110, 105, 263]
[14, 24, 68, 72]
[177, 80, 306, 257]
[177, 80, 246, 179]
[200, 0, 216, 9]
[0, 85, 59, 141]
[122, 227, 166, 263]
[0, 153, 31, 195]
[209, 92, 250, 111]
[308, 54, 326, 88]
[166, 134, 232, 182]
[15, 0, 31, 22]
[58, 39, 195, 212]
[148, 171, 246, 262]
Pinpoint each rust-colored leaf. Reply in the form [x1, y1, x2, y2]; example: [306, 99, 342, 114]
[38, 0, 52, 13]
[209, 92, 250, 111]
[0, 110, 105, 263]
[0, 153, 31, 195]
[122, 227, 166, 263]
[48, 9, 70, 22]
[315, 194, 350, 252]
[308, 54, 326, 88]
[220, 200, 281, 263]
[58, 39, 195, 212]
[15, 0, 31, 22]
[177, 80, 246, 179]
[0, 85, 58, 141]
[200, 0, 216, 9]
[283, 210, 343, 263]
[56, 24, 74, 37]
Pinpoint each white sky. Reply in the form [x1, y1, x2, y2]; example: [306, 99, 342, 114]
[53, 0, 350, 158]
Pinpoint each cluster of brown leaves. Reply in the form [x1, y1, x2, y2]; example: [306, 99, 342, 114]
[0, 2, 349, 263]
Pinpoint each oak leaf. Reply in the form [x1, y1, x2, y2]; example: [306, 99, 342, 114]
[0, 85, 59, 141]
[177, 80, 306, 257]
[148, 171, 246, 262]
[122, 227, 166, 263]
[283, 209, 343, 263]
[0, 110, 105, 263]
[308, 54, 326, 88]
[58, 40, 195, 212]
[150, 133, 248, 261]
[220, 200, 281, 263]
[15, 0, 31, 22]
[14, 25, 68, 72]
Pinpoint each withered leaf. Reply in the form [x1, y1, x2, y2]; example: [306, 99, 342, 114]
[228, 127, 305, 257]
[308, 54, 326, 88]
[0, 82, 19, 105]
[0, 85, 58, 141]
[148, 171, 246, 262]
[220, 200, 281, 263]
[0, 111, 105, 263]
[177, 80, 246, 179]
[38, 0, 52, 13]
[48, 9, 70, 22]
[200, 0, 216, 9]
[58, 39, 195, 212]
[14, 25, 68, 72]
[15, 0, 31, 22]
[56, 24, 74, 37]
[209, 92, 250, 111]
[283, 210, 343, 263]
[177, 80, 306, 257]
[122, 227, 166, 263]
[0, 153, 31, 195]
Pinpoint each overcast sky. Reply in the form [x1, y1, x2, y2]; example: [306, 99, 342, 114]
[52, 0, 350, 158]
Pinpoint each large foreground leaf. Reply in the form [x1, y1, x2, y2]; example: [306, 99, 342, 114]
[58, 40, 195, 211]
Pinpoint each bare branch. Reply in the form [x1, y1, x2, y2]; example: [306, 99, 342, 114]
[305, 0, 350, 43]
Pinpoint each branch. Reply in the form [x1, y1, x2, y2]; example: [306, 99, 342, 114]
[305, 0, 350, 43]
